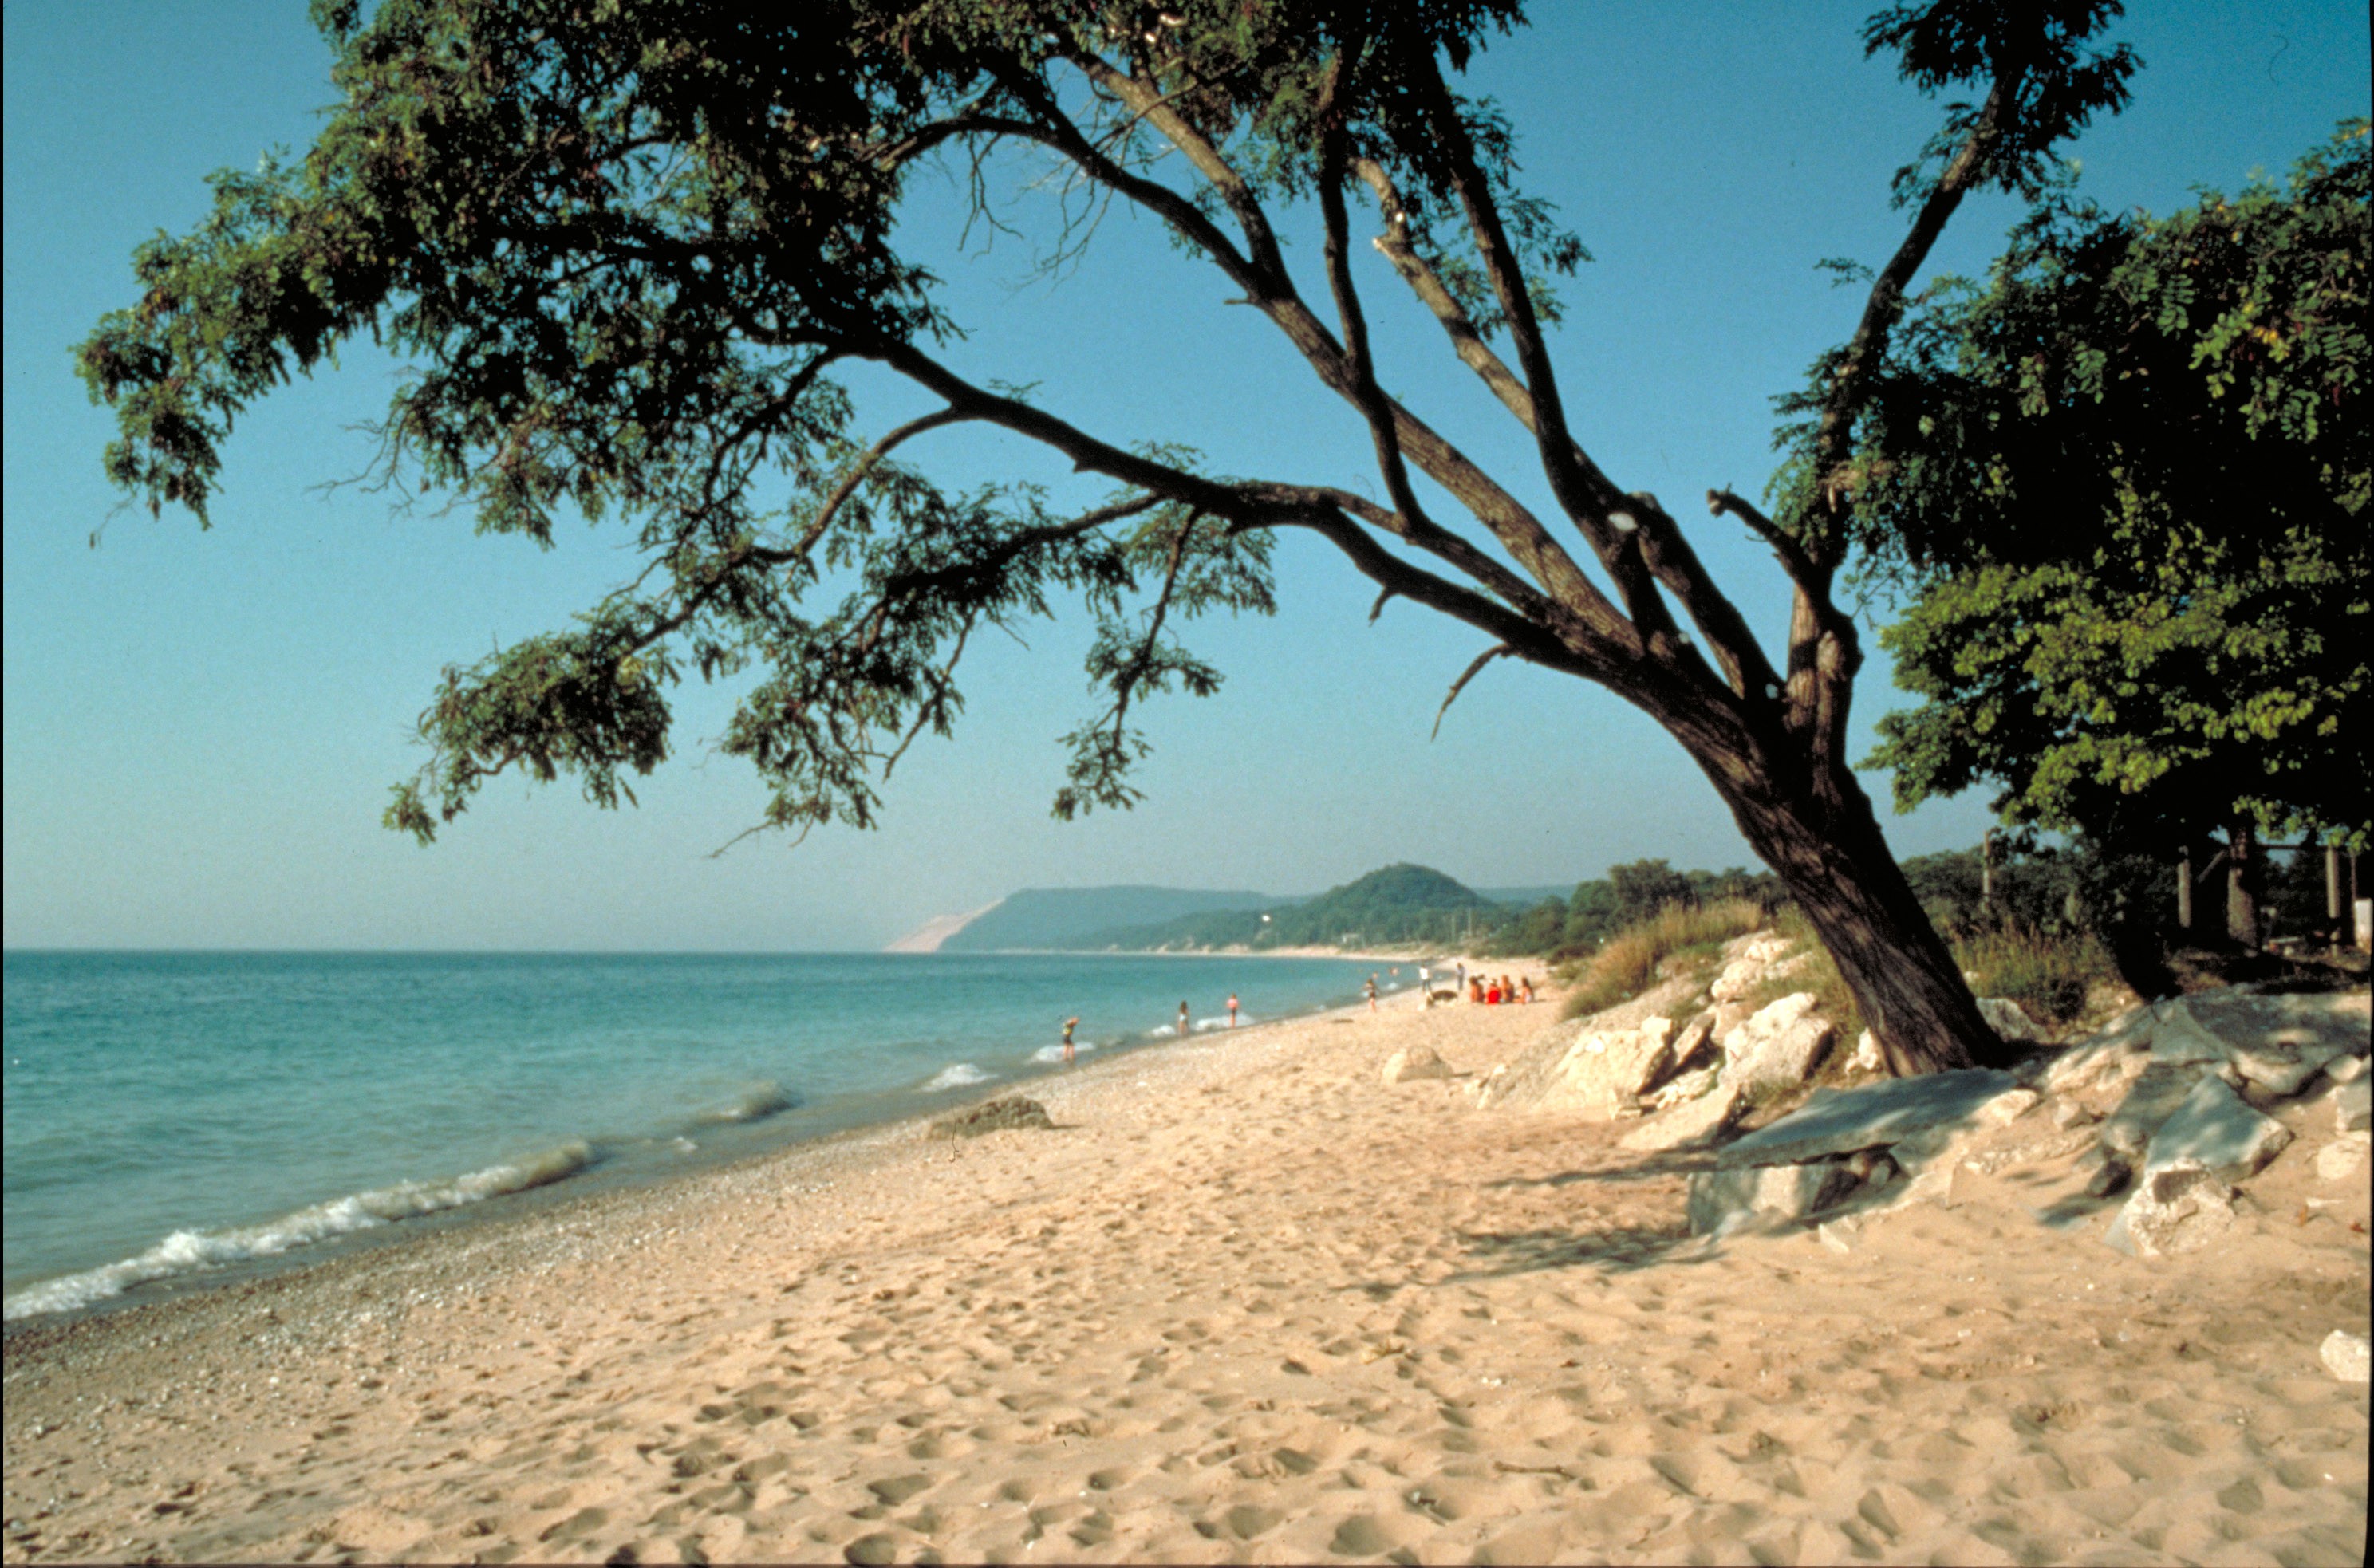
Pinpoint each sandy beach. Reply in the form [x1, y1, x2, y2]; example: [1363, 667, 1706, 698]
[3, 977, 2366, 1566]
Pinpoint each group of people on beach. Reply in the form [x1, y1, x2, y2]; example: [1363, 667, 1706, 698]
[1416, 962, 1532, 1007]
[1470, 973, 1533, 1005]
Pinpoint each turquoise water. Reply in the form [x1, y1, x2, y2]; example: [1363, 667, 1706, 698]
[1, 950, 1392, 1320]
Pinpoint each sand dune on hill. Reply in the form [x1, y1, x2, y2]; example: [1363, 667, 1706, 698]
[3, 983, 2365, 1566]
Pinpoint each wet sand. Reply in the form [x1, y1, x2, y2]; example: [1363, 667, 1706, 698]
[3, 980, 2366, 1564]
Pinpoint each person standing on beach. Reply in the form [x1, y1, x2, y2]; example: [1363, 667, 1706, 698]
[1365, 975, 1379, 1011]
[1177, 1001, 1190, 1037]
[1226, 993, 1240, 1028]
[1062, 1015, 1079, 1065]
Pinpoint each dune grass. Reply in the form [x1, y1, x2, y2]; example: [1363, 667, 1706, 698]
[1952, 924, 2114, 1026]
[1560, 899, 1768, 1019]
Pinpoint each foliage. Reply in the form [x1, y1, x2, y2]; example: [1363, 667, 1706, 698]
[1558, 861, 1780, 954]
[1846, 123, 2372, 855]
[1560, 899, 1765, 1018]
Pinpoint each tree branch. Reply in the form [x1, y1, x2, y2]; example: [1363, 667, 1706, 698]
[1431, 644, 1515, 739]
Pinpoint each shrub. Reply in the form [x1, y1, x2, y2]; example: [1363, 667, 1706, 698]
[1561, 898, 1766, 1018]
[1953, 925, 2115, 1026]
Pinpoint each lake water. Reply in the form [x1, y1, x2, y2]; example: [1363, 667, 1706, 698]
[1, 950, 1398, 1321]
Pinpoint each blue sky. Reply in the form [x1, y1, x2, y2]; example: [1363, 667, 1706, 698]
[4, 2, 2367, 951]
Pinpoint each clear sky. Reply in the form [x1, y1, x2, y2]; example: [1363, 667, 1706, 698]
[4, 2, 2367, 951]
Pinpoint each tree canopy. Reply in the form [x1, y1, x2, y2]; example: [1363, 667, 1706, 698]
[1845, 122, 2371, 856]
[78, 0, 2147, 1074]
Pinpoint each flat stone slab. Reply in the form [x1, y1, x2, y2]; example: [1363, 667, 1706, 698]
[1619, 1080, 1745, 1153]
[2139, 1072, 2293, 1183]
[1687, 1161, 1859, 1236]
[2334, 1079, 2372, 1135]
[2100, 1061, 2206, 1161]
[1712, 1070, 2016, 1169]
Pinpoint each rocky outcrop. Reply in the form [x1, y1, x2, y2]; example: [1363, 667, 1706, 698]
[1718, 994, 1836, 1101]
[1667, 975, 2365, 1258]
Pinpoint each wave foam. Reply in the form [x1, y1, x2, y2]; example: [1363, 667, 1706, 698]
[921, 1062, 992, 1092]
[1, 1141, 594, 1322]
[694, 1081, 795, 1125]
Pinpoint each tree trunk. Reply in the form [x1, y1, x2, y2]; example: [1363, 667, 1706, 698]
[1667, 721, 2014, 1078]
[2226, 823, 2262, 950]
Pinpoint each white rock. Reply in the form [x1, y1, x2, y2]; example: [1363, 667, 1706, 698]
[1666, 1014, 1717, 1075]
[1381, 1046, 1453, 1085]
[1541, 1017, 1678, 1117]
[1619, 1081, 1746, 1153]
[2326, 1054, 2367, 1085]
[1648, 1065, 1719, 1110]
[1849, 1030, 1882, 1072]
[2104, 1162, 2237, 1259]
[2314, 1133, 2371, 1183]
[2050, 1097, 2097, 1129]
[2138, 1073, 2293, 1184]
[1978, 996, 2047, 1045]
[2333, 1079, 2372, 1135]
[1720, 991, 1820, 1057]
[2321, 1330, 2372, 1384]
[1817, 1216, 1862, 1254]
[1977, 1088, 2042, 1128]
[2099, 1062, 2207, 1161]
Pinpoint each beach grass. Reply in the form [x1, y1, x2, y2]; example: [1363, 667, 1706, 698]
[1560, 898, 1766, 1018]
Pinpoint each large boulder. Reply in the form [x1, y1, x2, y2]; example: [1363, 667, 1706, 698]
[1712, 1070, 2017, 1170]
[1381, 1046, 1455, 1085]
[2137, 1072, 2293, 1183]
[1619, 1080, 1747, 1153]
[1686, 1161, 1859, 1237]
[1720, 993, 1836, 1099]
[2104, 1162, 2238, 1258]
[1536, 1015, 1680, 1117]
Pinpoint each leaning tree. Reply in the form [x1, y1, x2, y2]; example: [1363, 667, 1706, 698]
[78, 1, 2141, 1074]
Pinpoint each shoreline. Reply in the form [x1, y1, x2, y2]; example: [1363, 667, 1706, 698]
[6, 976, 2361, 1565]
[2, 957, 1405, 1335]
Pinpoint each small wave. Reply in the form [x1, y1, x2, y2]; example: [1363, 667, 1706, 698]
[1193, 1015, 1252, 1032]
[921, 1062, 992, 1092]
[1, 1141, 594, 1322]
[694, 1081, 795, 1125]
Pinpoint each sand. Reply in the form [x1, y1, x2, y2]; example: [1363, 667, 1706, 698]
[3, 980, 2366, 1565]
